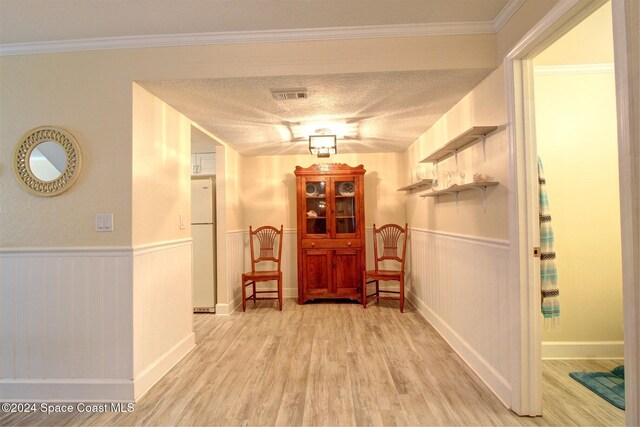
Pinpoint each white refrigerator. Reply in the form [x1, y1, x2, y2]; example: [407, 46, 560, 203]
[191, 177, 216, 313]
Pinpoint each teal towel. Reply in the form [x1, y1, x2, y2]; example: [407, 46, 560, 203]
[538, 157, 559, 320]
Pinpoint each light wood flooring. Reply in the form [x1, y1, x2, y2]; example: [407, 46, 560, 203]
[0, 299, 626, 426]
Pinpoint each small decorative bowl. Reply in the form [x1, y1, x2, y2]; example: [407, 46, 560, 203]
[473, 173, 489, 183]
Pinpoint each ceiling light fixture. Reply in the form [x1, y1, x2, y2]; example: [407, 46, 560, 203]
[309, 128, 337, 158]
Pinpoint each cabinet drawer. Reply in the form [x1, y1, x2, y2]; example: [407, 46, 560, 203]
[301, 239, 361, 249]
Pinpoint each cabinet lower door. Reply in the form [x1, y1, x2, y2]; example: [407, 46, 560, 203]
[334, 249, 361, 297]
[302, 249, 331, 297]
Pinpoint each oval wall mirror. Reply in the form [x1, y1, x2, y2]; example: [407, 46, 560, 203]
[13, 126, 82, 196]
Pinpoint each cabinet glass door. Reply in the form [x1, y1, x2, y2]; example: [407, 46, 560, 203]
[304, 179, 327, 236]
[334, 180, 356, 235]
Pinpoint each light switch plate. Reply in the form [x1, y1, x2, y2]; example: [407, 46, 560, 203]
[96, 214, 113, 232]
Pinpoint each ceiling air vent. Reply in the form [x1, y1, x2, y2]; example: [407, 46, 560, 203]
[271, 88, 308, 100]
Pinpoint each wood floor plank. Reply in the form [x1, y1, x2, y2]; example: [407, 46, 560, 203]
[0, 299, 626, 426]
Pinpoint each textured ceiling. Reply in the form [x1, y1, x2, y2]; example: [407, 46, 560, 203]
[141, 69, 492, 156]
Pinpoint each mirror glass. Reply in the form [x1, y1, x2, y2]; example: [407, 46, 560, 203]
[29, 140, 68, 182]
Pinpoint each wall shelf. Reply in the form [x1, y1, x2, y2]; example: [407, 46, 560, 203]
[397, 179, 433, 192]
[419, 126, 498, 165]
[420, 181, 498, 197]
[421, 181, 499, 211]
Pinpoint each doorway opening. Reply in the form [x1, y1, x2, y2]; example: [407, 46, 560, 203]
[191, 125, 220, 315]
[529, 2, 624, 421]
[505, 0, 637, 421]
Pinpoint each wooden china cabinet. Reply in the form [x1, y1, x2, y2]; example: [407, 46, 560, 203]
[294, 163, 366, 304]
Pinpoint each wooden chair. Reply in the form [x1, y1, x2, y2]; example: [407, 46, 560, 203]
[242, 225, 284, 311]
[362, 223, 408, 312]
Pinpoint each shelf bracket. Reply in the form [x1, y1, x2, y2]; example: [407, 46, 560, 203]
[468, 186, 489, 212]
[481, 135, 487, 161]
[454, 149, 459, 172]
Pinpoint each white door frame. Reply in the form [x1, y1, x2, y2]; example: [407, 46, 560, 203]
[505, 0, 639, 423]
[611, 1, 640, 425]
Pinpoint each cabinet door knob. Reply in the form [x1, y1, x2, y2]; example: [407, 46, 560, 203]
[311, 242, 316, 247]
[347, 241, 352, 247]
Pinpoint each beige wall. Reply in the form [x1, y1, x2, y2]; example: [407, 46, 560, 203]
[0, 31, 498, 250]
[132, 83, 191, 246]
[534, 2, 614, 66]
[224, 146, 244, 231]
[241, 152, 406, 230]
[0, 51, 134, 247]
[404, 66, 509, 240]
[533, 0, 622, 347]
[534, 34, 622, 342]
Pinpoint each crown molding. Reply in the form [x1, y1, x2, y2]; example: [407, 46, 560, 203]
[0, 21, 495, 56]
[534, 63, 615, 75]
[493, 0, 527, 32]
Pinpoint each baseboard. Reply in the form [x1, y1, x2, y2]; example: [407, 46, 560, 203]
[215, 303, 232, 315]
[542, 341, 625, 359]
[0, 380, 133, 402]
[284, 287, 298, 298]
[133, 332, 196, 400]
[407, 289, 512, 408]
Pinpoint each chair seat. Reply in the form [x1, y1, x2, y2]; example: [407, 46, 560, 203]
[365, 269, 402, 279]
[243, 271, 280, 281]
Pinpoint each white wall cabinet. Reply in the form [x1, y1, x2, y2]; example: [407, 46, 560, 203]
[191, 152, 216, 176]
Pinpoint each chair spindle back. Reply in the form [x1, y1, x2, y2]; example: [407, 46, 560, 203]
[249, 225, 283, 273]
[373, 223, 408, 270]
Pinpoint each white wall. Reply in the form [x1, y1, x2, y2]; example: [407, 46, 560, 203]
[132, 84, 192, 246]
[405, 66, 509, 240]
[131, 85, 195, 397]
[402, 66, 513, 406]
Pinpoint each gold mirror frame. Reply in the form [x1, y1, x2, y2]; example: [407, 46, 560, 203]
[13, 126, 82, 197]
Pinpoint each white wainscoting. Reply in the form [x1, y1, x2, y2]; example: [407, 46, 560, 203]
[224, 230, 246, 312]
[407, 228, 513, 407]
[0, 247, 135, 402]
[132, 239, 195, 399]
[0, 240, 196, 402]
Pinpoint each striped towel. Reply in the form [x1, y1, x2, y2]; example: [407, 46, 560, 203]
[538, 157, 560, 322]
